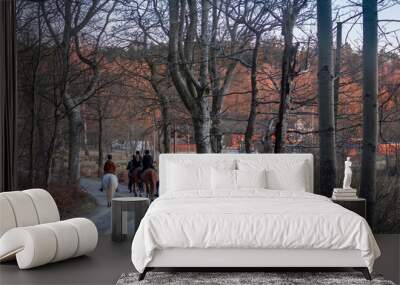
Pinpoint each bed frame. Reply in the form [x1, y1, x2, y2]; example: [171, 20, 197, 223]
[139, 248, 371, 280]
[139, 154, 372, 281]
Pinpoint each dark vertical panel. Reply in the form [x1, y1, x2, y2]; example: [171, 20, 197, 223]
[0, 0, 17, 192]
[317, 0, 337, 197]
[360, 0, 378, 225]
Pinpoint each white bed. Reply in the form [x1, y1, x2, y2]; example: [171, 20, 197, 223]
[131, 154, 380, 280]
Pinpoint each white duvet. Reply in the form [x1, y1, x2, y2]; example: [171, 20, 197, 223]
[131, 190, 380, 273]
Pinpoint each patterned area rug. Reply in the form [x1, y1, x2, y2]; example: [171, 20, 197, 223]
[116, 272, 396, 285]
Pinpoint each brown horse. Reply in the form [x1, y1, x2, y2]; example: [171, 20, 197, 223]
[131, 168, 158, 200]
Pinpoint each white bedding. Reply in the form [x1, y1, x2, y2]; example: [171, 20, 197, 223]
[131, 190, 380, 273]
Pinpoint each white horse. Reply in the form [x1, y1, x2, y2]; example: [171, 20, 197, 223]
[102, 173, 118, 207]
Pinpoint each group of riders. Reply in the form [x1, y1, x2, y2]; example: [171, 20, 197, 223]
[101, 150, 158, 205]
[126, 150, 155, 194]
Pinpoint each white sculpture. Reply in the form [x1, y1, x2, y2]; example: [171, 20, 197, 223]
[342, 157, 353, 189]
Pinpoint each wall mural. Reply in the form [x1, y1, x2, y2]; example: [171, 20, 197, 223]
[15, 0, 399, 234]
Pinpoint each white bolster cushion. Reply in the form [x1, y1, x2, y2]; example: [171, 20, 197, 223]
[0, 196, 17, 237]
[0, 189, 60, 238]
[65, 218, 98, 257]
[23, 189, 60, 224]
[42, 221, 79, 262]
[0, 226, 57, 269]
[0, 192, 39, 227]
[0, 218, 98, 269]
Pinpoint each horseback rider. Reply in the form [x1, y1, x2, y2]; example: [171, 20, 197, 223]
[141, 150, 154, 174]
[100, 154, 118, 207]
[104, 154, 117, 175]
[140, 150, 157, 201]
[99, 154, 116, 192]
[127, 151, 142, 193]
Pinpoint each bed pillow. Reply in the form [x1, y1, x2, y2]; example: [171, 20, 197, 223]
[266, 161, 307, 191]
[237, 159, 264, 171]
[209, 159, 237, 170]
[167, 163, 212, 192]
[212, 168, 237, 190]
[236, 169, 267, 189]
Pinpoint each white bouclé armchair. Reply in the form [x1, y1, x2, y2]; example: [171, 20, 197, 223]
[0, 189, 98, 269]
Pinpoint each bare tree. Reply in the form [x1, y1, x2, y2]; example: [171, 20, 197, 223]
[86, 85, 125, 177]
[274, 0, 309, 153]
[222, 0, 278, 153]
[16, 1, 64, 188]
[28, 3, 42, 186]
[146, 59, 172, 153]
[209, 0, 244, 153]
[40, 0, 116, 185]
[317, 0, 336, 196]
[168, 0, 212, 153]
[118, 0, 173, 153]
[244, 32, 262, 153]
[121, 0, 247, 153]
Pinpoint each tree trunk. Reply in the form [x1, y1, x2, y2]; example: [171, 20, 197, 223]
[196, 0, 211, 153]
[65, 96, 83, 186]
[273, 1, 308, 153]
[210, 110, 223, 153]
[36, 113, 48, 186]
[199, 0, 210, 88]
[210, 61, 237, 153]
[82, 117, 90, 157]
[274, 17, 297, 153]
[334, 22, 342, 131]
[98, 115, 103, 177]
[244, 33, 261, 153]
[29, 71, 37, 186]
[45, 107, 59, 187]
[209, 0, 222, 153]
[193, 99, 212, 153]
[263, 119, 276, 153]
[159, 100, 171, 153]
[28, 4, 43, 187]
[360, 0, 378, 225]
[146, 59, 171, 154]
[317, 0, 336, 196]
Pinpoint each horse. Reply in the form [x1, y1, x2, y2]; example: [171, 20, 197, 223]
[129, 168, 143, 194]
[130, 167, 158, 201]
[102, 173, 118, 207]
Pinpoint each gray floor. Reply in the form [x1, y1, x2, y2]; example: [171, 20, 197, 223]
[1, 234, 399, 285]
[374, 234, 400, 284]
[0, 235, 134, 285]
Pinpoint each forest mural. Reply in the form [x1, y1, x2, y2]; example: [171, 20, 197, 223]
[15, 0, 399, 233]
